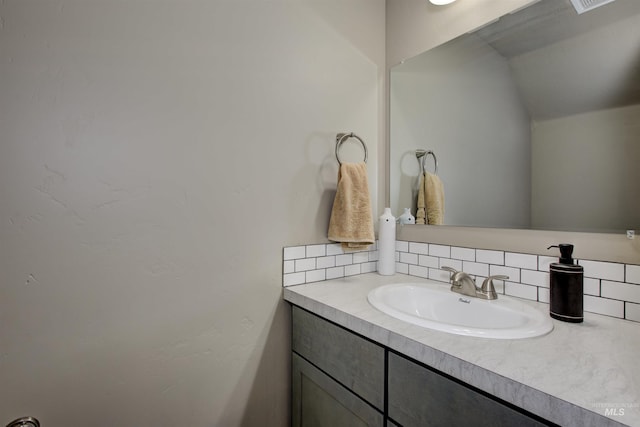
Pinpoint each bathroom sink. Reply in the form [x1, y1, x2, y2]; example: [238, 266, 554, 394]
[367, 282, 553, 339]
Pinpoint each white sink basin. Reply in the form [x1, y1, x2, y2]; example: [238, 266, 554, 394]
[368, 282, 553, 339]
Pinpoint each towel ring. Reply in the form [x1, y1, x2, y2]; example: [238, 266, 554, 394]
[6, 417, 40, 427]
[336, 133, 368, 165]
[416, 149, 438, 174]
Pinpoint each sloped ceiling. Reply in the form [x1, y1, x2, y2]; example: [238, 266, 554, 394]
[474, 0, 640, 120]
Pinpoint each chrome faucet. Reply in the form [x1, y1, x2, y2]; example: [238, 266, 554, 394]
[442, 266, 508, 300]
[443, 267, 477, 298]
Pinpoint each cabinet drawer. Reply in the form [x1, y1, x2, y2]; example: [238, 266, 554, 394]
[292, 353, 384, 427]
[292, 306, 385, 409]
[388, 352, 551, 427]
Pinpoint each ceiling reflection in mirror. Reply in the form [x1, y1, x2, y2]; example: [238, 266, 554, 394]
[390, 0, 640, 233]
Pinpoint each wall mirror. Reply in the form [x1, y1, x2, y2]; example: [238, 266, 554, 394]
[390, 0, 640, 233]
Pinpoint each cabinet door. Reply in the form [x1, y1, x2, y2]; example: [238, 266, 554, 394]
[292, 306, 385, 409]
[292, 353, 384, 427]
[388, 352, 551, 427]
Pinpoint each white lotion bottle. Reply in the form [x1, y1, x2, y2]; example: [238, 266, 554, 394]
[378, 207, 396, 275]
[398, 208, 415, 225]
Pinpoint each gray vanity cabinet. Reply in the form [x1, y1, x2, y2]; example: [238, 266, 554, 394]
[291, 306, 385, 427]
[292, 306, 552, 427]
[387, 352, 549, 427]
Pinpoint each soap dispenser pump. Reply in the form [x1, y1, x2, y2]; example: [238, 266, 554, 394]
[547, 244, 583, 323]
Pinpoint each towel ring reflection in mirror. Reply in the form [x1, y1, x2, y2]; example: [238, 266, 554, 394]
[336, 133, 368, 165]
[416, 149, 438, 174]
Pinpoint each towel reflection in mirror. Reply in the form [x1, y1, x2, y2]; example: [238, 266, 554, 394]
[416, 172, 445, 225]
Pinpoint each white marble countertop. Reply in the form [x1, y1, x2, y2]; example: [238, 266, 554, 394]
[284, 273, 640, 427]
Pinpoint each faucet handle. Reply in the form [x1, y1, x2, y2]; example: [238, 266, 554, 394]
[479, 275, 509, 300]
[441, 266, 459, 283]
[441, 266, 458, 275]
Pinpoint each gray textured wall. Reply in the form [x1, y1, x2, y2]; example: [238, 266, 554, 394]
[0, 1, 384, 425]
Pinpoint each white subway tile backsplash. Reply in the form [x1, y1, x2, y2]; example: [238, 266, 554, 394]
[489, 265, 520, 282]
[400, 252, 418, 265]
[317, 256, 336, 269]
[326, 243, 344, 256]
[601, 281, 640, 304]
[396, 241, 409, 252]
[295, 258, 316, 272]
[345, 264, 361, 276]
[283, 272, 305, 286]
[584, 295, 624, 318]
[306, 244, 326, 258]
[626, 302, 640, 322]
[396, 262, 409, 274]
[451, 246, 475, 261]
[282, 241, 640, 324]
[627, 265, 640, 284]
[409, 242, 429, 255]
[335, 254, 353, 266]
[429, 244, 450, 258]
[538, 256, 556, 273]
[430, 267, 450, 282]
[284, 246, 305, 260]
[538, 287, 550, 303]
[361, 262, 376, 274]
[353, 252, 369, 264]
[283, 260, 295, 274]
[326, 266, 345, 280]
[409, 264, 429, 279]
[462, 261, 489, 277]
[580, 260, 624, 282]
[583, 277, 600, 296]
[476, 249, 504, 265]
[419, 255, 439, 269]
[306, 269, 326, 283]
[505, 252, 537, 270]
[521, 269, 549, 288]
[505, 282, 538, 301]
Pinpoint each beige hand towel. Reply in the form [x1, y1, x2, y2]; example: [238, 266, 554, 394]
[416, 174, 426, 225]
[425, 172, 445, 225]
[328, 162, 375, 250]
[415, 172, 445, 225]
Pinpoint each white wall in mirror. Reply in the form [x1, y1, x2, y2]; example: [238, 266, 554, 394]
[532, 104, 640, 232]
[390, 34, 531, 228]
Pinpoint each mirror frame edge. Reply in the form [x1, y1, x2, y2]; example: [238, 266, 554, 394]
[396, 225, 639, 265]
